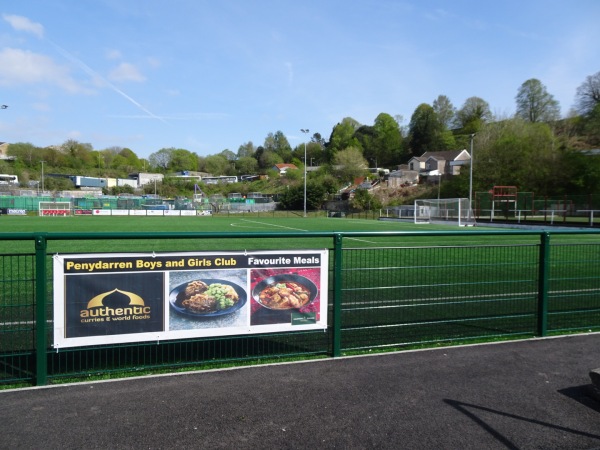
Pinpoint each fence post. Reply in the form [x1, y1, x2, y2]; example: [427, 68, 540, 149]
[35, 233, 48, 385]
[332, 233, 343, 357]
[537, 232, 550, 337]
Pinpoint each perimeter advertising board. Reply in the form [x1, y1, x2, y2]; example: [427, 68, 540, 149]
[53, 250, 328, 348]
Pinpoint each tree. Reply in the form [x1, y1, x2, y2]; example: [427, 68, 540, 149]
[61, 139, 93, 169]
[469, 118, 558, 195]
[6, 142, 40, 167]
[257, 150, 282, 169]
[372, 112, 404, 166]
[263, 131, 292, 162]
[455, 97, 492, 133]
[575, 71, 600, 116]
[277, 180, 327, 211]
[235, 156, 259, 175]
[204, 154, 230, 176]
[515, 78, 560, 123]
[582, 103, 600, 146]
[332, 146, 368, 182]
[407, 104, 447, 156]
[148, 148, 173, 171]
[237, 141, 256, 158]
[116, 147, 142, 172]
[220, 149, 236, 161]
[325, 117, 362, 162]
[292, 141, 324, 167]
[310, 132, 326, 148]
[432, 95, 456, 128]
[351, 188, 382, 211]
[170, 149, 198, 172]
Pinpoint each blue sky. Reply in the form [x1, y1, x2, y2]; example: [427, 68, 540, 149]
[1, 1, 599, 159]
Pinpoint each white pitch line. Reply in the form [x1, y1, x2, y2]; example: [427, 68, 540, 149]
[238, 219, 309, 232]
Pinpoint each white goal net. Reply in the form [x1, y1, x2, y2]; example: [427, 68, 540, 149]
[39, 201, 71, 216]
[414, 198, 476, 226]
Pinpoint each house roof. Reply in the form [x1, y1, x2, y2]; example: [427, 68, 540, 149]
[273, 163, 298, 170]
[420, 150, 467, 161]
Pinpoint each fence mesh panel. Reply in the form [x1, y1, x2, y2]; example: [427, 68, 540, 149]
[340, 244, 539, 350]
[548, 242, 600, 332]
[0, 254, 36, 384]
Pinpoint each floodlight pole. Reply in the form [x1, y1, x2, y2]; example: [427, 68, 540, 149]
[40, 160, 45, 194]
[301, 128, 309, 217]
[468, 133, 475, 211]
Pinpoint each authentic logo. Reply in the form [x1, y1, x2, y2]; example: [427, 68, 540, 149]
[80, 288, 152, 323]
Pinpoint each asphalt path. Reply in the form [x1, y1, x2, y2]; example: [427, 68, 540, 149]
[2, 334, 600, 449]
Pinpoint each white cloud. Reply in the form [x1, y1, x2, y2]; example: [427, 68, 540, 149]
[108, 62, 146, 82]
[2, 14, 44, 38]
[0, 47, 88, 93]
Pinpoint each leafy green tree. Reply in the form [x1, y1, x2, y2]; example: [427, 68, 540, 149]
[263, 131, 292, 162]
[325, 117, 362, 162]
[351, 188, 382, 211]
[515, 78, 560, 123]
[235, 156, 259, 175]
[43, 176, 75, 191]
[119, 147, 142, 171]
[332, 146, 368, 182]
[575, 71, 600, 116]
[204, 154, 230, 176]
[277, 180, 327, 211]
[106, 184, 135, 195]
[455, 97, 492, 133]
[582, 103, 600, 146]
[471, 119, 557, 195]
[170, 149, 198, 172]
[432, 95, 456, 128]
[354, 125, 375, 165]
[310, 132, 326, 147]
[372, 112, 404, 167]
[557, 147, 600, 194]
[41, 146, 66, 167]
[257, 150, 283, 169]
[220, 149, 236, 161]
[407, 104, 448, 156]
[61, 139, 94, 169]
[6, 142, 40, 167]
[237, 141, 256, 158]
[110, 154, 128, 170]
[283, 166, 302, 182]
[99, 147, 119, 169]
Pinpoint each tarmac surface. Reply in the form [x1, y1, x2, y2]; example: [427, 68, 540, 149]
[1, 333, 600, 449]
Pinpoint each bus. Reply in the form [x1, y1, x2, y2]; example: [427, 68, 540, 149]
[201, 176, 238, 184]
[0, 174, 18, 184]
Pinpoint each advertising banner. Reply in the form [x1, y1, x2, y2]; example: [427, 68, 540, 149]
[53, 249, 328, 348]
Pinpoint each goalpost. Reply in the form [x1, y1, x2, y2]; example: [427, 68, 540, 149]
[39, 201, 71, 217]
[414, 198, 476, 226]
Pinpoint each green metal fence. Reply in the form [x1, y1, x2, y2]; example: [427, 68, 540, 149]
[1, 229, 600, 387]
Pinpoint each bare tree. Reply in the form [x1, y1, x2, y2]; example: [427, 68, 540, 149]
[575, 71, 600, 116]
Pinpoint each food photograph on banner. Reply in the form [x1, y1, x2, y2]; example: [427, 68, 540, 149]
[53, 249, 328, 348]
[168, 269, 249, 331]
[250, 268, 322, 326]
